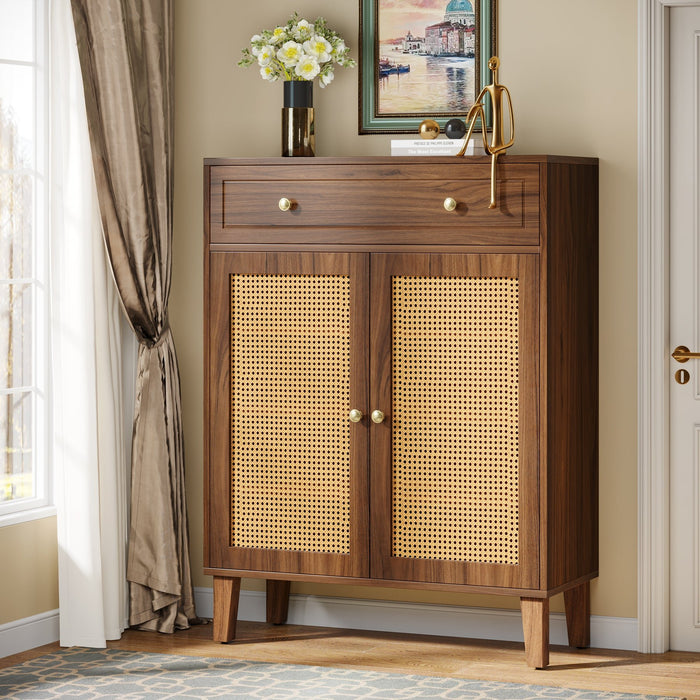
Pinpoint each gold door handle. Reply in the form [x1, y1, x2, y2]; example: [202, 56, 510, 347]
[278, 197, 293, 211]
[371, 409, 385, 424]
[443, 197, 457, 212]
[672, 345, 700, 363]
[349, 409, 363, 423]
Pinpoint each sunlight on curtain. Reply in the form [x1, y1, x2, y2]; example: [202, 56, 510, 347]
[50, 0, 128, 647]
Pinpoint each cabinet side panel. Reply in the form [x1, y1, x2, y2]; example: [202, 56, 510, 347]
[204, 165, 211, 567]
[545, 162, 599, 590]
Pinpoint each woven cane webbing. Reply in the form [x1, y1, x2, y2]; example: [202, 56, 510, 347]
[230, 274, 351, 553]
[391, 276, 520, 565]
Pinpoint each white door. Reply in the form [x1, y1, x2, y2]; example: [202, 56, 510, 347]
[670, 4, 700, 653]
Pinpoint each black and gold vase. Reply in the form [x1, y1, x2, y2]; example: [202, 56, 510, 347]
[282, 80, 315, 157]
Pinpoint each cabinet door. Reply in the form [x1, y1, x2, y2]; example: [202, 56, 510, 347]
[370, 253, 539, 590]
[207, 252, 369, 578]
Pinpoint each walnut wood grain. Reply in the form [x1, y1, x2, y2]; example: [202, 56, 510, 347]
[564, 580, 591, 648]
[204, 568, 600, 599]
[540, 162, 599, 591]
[206, 251, 369, 579]
[208, 162, 539, 246]
[369, 253, 539, 590]
[213, 576, 240, 642]
[520, 597, 549, 669]
[266, 580, 291, 625]
[204, 156, 599, 665]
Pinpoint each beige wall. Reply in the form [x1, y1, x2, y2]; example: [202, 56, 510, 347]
[0, 0, 637, 632]
[174, 0, 636, 621]
[0, 518, 58, 625]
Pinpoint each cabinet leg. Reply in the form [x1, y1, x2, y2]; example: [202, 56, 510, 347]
[213, 576, 241, 642]
[520, 597, 549, 669]
[564, 580, 591, 648]
[266, 579, 291, 625]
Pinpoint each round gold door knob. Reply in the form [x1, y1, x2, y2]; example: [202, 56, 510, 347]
[349, 409, 363, 423]
[371, 409, 385, 424]
[443, 197, 457, 212]
[278, 197, 292, 211]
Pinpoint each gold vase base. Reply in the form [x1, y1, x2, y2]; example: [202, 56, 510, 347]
[282, 107, 315, 157]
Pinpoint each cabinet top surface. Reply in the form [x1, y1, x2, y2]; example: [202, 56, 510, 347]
[204, 155, 598, 167]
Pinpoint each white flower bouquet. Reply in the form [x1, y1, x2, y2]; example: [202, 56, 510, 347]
[239, 12, 356, 88]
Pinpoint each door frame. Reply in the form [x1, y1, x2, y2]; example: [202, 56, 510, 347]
[638, 0, 700, 654]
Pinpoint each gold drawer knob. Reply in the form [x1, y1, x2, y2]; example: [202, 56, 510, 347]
[278, 197, 292, 211]
[371, 409, 385, 424]
[443, 197, 457, 212]
[349, 409, 363, 423]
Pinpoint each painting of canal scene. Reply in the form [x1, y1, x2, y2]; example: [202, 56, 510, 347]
[359, 0, 496, 133]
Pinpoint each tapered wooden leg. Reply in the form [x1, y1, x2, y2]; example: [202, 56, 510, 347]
[564, 580, 591, 648]
[266, 580, 291, 625]
[520, 597, 549, 669]
[213, 576, 241, 642]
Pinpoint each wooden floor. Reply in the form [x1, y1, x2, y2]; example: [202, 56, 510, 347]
[2, 620, 699, 698]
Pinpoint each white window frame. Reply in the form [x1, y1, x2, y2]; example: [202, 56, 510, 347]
[0, 0, 54, 526]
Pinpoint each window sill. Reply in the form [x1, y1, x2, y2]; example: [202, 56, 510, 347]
[0, 505, 57, 528]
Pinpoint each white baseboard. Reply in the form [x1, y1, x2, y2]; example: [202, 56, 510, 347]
[0, 593, 638, 660]
[0, 609, 60, 658]
[194, 587, 638, 652]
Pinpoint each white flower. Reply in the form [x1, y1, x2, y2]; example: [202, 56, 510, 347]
[294, 54, 321, 80]
[293, 19, 312, 41]
[259, 64, 279, 81]
[270, 26, 288, 44]
[240, 14, 355, 87]
[277, 40, 304, 67]
[303, 36, 332, 63]
[257, 45, 275, 66]
[319, 70, 334, 88]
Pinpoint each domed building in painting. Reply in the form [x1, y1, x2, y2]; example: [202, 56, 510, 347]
[444, 0, 475, 26]
[425, 0, 476, 56]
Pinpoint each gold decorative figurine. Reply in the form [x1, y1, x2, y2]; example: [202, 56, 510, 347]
[456, 56, 514, 209]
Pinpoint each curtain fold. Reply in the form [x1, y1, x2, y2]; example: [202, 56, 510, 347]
[70, 0, 195, 631]
[51, 0, 128, 647]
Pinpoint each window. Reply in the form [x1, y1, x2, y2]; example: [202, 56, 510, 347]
[0, 0, 51, 523]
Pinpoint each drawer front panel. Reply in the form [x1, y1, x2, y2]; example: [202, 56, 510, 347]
[209, 164, 540, 245]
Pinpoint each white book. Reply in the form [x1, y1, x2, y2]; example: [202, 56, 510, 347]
[390, 138, 485, 156]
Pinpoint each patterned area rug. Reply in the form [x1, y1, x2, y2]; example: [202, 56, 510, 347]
[0, 648, 682, 699]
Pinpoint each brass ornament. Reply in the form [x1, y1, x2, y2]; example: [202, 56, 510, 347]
[419, 119, 440, 140]
[456, 56, 515, 209]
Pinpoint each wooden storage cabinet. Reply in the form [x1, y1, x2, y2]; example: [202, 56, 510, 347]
[204, 156, 598, 669]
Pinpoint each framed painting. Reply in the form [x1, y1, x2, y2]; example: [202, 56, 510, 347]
[359, 0, 497, 134]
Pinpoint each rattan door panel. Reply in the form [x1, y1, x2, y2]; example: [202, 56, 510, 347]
[369, 253, 539, 589]
[207, 252, 369, 577]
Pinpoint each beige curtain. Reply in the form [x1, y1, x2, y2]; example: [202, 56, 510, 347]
[70, 0, 196, 632]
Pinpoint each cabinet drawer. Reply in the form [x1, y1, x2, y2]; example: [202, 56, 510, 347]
[208, 163, 540, 246]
